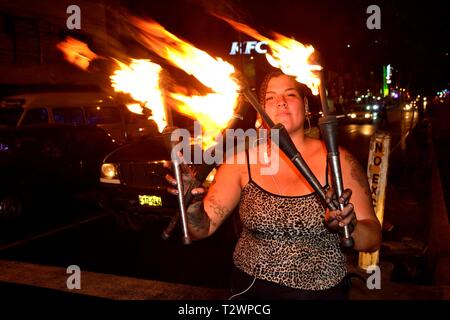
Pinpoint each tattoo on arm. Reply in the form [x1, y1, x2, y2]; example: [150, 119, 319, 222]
[187, 201, 209, 232]
[344, 152, 371, 198]
[208, 194, 230, 219]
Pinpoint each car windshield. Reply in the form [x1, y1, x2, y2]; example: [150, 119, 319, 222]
[85, 106, 121, 125]
[0, 107, 23, 126]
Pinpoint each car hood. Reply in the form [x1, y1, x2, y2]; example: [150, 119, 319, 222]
[104, 137, 172, 163]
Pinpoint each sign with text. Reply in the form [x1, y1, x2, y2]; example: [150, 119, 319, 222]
[229, 41, 268, 55]
[359, 132, 391, 269]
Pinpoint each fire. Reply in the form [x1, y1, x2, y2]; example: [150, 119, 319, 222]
[130, 18, 240, 149]
[56, 36, 98, 71]
[56, 19, 241, 147]
[218, 17, 322, 95]
[126, 103, 144, 115]
[110, 59, 167, 132]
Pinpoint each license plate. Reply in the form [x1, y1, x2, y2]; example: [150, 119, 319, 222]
[138, 195, 162, 207]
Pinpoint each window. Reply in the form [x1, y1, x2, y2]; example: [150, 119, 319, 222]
[53, 107, 84, 125]
[85, 106, 121, 125]
[0, 14, 40, 64]
[21, 108, 48, 125]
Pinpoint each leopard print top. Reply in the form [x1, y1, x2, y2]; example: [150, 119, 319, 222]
[233, 151, 347, 290]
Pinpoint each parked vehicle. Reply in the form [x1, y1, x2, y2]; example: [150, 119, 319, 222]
[0, 92, 159, 144]
[0, 125, 118, 221]
[98, 134, 178, 230]
[99, 101, 253, 233]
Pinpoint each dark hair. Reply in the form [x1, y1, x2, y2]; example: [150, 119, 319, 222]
[258, 71, 309, 107]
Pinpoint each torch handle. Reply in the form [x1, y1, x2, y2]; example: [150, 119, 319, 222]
[161, 176, 203, 240]
[172, 160, 192, 245]
[161, 126, 193, 244]
[319, 116, 354, 248]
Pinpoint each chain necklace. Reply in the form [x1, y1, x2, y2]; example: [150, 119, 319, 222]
[270, 174, 284, 195]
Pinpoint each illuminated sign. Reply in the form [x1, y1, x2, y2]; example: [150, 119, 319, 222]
[229, 41, 268, 55]
[382, 64, 391, 97]
[386, 64, 392, 84]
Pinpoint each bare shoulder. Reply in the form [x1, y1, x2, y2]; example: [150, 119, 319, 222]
[218, 143, 249, 187]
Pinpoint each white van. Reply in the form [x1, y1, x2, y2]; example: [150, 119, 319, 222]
[0, 92, 158, 144]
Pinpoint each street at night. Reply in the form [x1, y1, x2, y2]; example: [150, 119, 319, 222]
[0, 0, 449, 309]
[0, 108, 440, 296]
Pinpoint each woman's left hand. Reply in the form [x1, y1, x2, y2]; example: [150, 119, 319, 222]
[324, 188, 357, 233]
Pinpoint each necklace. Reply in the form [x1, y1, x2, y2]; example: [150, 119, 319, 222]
[264, 146, 293, 195]
[270, 172, 299, 195]
[270, 174, 284, 194]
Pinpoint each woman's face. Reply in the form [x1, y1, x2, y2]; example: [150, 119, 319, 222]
[264, 74, 305, 134]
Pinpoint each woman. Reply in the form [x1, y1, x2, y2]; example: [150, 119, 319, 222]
[167, 71, 381, 299]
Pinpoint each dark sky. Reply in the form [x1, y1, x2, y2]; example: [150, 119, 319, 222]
[120, 0, 449, 95]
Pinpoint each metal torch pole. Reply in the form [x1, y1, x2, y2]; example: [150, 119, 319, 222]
[172, 149, 192, 245]
[317, 71, 354, 248]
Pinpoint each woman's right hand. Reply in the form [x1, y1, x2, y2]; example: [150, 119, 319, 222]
[324, 187, 357, 234]
[165, 172, 207, 199]
[164, 162, 211, 238]
[164, 162, 206, 199]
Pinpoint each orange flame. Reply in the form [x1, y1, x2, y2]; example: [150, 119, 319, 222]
[130, 18, 240, 149]
[125, 103, 144, 115]
[110, 59, 167, 132]
[56, 36, 99, 71]
[218, 17, 322, 95]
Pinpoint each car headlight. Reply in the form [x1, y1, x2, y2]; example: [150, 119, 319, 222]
[350, 113, 356, 118]
[372, 105, 379, 110]
[366, 105, 371, 110]
[100, 163, 120, 184]
[364, 113, 371, 118]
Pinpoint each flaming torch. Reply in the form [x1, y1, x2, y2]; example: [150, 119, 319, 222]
[56, 36, 99, 71]
[218, 17, 354, 248]
[109, 57, 195, 243]
[110, 58, 168, 131]
[56, 26, 244, 244]
[124, 17, 243, 242]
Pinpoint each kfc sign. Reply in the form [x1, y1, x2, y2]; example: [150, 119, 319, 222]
[229, 41, 268, 55]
